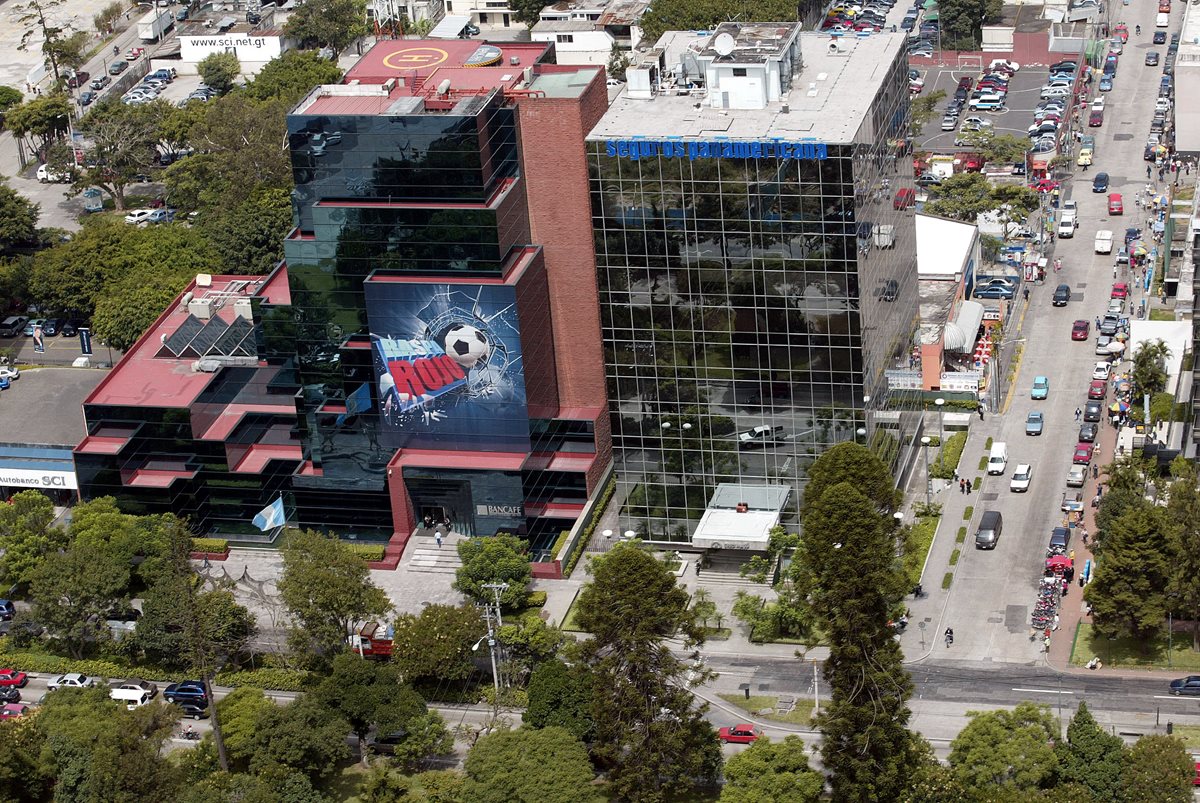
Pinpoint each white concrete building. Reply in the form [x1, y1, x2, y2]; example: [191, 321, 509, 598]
[529, 0, 647, 65]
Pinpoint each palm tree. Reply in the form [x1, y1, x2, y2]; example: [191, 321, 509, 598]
[1131, 339, 1171, 397]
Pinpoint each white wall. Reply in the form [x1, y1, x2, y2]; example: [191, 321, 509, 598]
[530, 29, 614, 64]
[180, 33, 284, 63]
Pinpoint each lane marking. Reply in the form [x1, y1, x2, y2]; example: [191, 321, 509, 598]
[1012, 687, 1075, 694]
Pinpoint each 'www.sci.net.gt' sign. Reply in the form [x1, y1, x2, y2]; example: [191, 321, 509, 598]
[604, 138, 828, 161]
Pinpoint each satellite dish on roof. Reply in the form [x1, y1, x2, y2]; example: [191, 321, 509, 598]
[713, 32, 735, 57]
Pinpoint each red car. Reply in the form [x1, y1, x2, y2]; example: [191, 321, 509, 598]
[1074, 443, 1095, 465]
[1031, 179, 1060, 193]
[0, 670, 28, 689]
[1071, 319, 1091, 340]
[1088, 379, 1107, 400]
[1114, 23, 1129, 42]
[1111, 282, 1129, 299]
[894, 188, 915, 209]
[1089, 109, 1104, 127]
[1108, 193, 1123, 215]
[126, 47, 145, 61]
[0, 704, 28, 720]
[718, 724, 761, 744]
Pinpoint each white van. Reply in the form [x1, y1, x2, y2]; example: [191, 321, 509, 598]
[110, 687, 152, 710]
[1156, 12, 1169, 26]
[987, 442, 1008, 475]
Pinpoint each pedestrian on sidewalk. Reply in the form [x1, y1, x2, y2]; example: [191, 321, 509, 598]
[1148, 165, 1152, 179]
[959, 478, 966, 494]
[435, 532, 443, 548]
[966, 480, 973, 495]
[978, 407, 985, 421]
[1075, 407, 1082, 421]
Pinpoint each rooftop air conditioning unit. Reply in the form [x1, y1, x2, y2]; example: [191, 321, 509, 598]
[188, 298, 214, 319]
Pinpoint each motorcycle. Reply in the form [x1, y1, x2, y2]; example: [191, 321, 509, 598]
[180, 729, 200, 741]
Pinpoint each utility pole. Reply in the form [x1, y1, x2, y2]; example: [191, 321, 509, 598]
[812, 659, 820, 716]
[481, 582, 508, 718]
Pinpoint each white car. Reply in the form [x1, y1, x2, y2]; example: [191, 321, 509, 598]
[124, 209, 154, 225]
[0, 366, 19, 381]
[1010, 463, 1033, 493]
[36, 164, 68, 183]
[1093, 362, 1112, 380]
[988, 59, 1020, 72]
[47, 673, 99, 691]
[1108, 298, 1123, 314]
[1067, 465, 1087, 487]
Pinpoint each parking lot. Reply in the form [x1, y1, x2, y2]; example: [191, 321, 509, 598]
[917, 66, 1057, 151]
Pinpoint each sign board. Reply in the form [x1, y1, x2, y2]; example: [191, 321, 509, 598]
[476, 504, 524, 516]
[604, 138, 828, 162]
[180, 34, 282, 63]
[0, 469, 78, 490]
[939, 372, 982, 392]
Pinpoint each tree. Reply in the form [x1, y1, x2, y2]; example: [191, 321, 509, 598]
[214, 687, 278, 770]
[4, 93, 71, 162]
[454, 534, 532, 608]
[462, 726, 602, 803]
[800, 442, 899, 518]
[575, 541, 721, 801]
[0, 86, 23, 113]
[199, 187, 292, 275]
[0, 490, 66, 588]
[496, 612, 565, 684]
[524, 658, 593, 741]
[93, 1, 123, 33]
[390, 603, 485, 684]
[1131, 339, 1171, 398]
[362, 768, 466, 803]
[198, 52, 241, 95]
[63, 99, 165, 210]
[165, 95, 293, 209]
[802, 482, 918, 801]
[638, 0, 799, 43]
[46, 30, 89, 75]
[277, 529, 393, 664]
[35, 686, 181, 802]
[948, 702, 1059, 794]
[14, 0, 73, 82]
[924, 172, 1009, 223]
[28, 543, 129, 658]
[1056, 702, 1125, 802]
[939, 0, 1002, 49]
[136, 580, 256, 670]
[1166, 463, 1200, 649]
[1120, 734, 1195, 803]
[606, 43, 631, 81]
[720, 735, 824, 803]
[283, 0, 369, 57]
[514, 0, 551, 27]
[389, 712, 454, 773]
[0, 178, 40, 252]
[310, 653, 428, 762]
[1085, 507, 1172, 644]
[92, 265, 195, 352]
[251, 696, 352, 783]
[910, 91, 947, 136]
[956, 131, 1031, 166]
[246, 50, 344, 104]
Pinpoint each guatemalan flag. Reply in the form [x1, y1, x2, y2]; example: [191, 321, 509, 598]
[252, 496, 286, 531]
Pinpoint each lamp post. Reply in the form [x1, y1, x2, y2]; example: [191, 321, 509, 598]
[921, 436, 932, 506]
[935, 397, 945, 444]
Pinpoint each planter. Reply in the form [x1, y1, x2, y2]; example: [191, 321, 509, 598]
[189, 549, 229, 561]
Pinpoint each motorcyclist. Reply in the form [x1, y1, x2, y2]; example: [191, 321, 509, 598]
[1136, 24, 1141, 35]
[944, 627, 954, 647]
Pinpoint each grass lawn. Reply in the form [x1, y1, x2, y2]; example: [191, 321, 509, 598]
[1070, 622, 1200, 671]
[1171, 725, 1200, 749]
[1149, 308, 1175, 321]
[323, 763, 369, 802]
[702, 627, 732, 640]
[561, 589, 585, 632]
[905, 515, 939, 587]
[717, 693, 816, 727]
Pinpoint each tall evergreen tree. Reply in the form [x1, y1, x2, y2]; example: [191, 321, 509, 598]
[802, 480, 918, 801]
[1055, 702, 1125, 801]
[1084, 508, 1172, 643]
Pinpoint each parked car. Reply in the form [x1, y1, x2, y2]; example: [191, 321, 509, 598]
[42, 318, 60, 337]
[1088, 379, 1107, 400]
[66, 71, 90, 89]
[1099, 75, 1113, 91]
[0, 670, 28, 689]
[22, 319, 44, 337]
[1025, 411, 1044, 435]
[124, 209, 154, 225]
[1084, 400, 1103, 422]
[718, 724, 761, 744]
[1095, 335, 1113, 355]
[60, 319, 84, 337]
[108, 60, 129, 75]
[164, 681, 208, 704]
[0, 601, 14, 621]
[78, 90, 96, 107]
[1111, 282, 1129, 299]
[1079, 423, 1098, 442]
[1067, 464, 1087, 487]
[0, 688, 20, 705]
[1073, 443, 1095, 464]
[90, 75, 111, 90]
[0, 704, 30, 720]
[47, 673, 99, 691]
[1071, 320, 1090, 340]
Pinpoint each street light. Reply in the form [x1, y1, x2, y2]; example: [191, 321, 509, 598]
[921, 436, 932, 506]
[935, 398, 945, 444]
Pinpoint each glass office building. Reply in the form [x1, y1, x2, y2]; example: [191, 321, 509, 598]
[76, 40, 613, 566]
[588, 25, 920, 539]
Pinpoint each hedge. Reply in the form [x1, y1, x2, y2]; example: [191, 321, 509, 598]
[348, 544, 386, 562]
[190, 538, 229, 554]
[564, 476, 616, 578]
[213, 668, 312, 692]
[0, 647, 180, 682]
[930, 432, 968, 479]
[526, 591, 547, 608]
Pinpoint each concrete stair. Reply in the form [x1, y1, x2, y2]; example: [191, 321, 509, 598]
[402, 534, 464, 574]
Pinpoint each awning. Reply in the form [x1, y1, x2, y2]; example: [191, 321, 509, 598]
[944, 300, 985, 352]
[429, 14, 471, 38]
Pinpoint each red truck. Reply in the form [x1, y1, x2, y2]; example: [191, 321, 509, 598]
[349, 622, 393, 658]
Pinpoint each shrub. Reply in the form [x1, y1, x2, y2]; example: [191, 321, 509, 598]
[985, 437, 993, 449]
[0, 645, 180, 682]
[949, 549, 960, 566]
[191, 537, 229, 554]
[978, 456, 987, 471]
[930, 431, 968, 479]
[956, 527, 966, 544]
[348, 544, 386, 562]
[526, 591, 547, 608]
[942, 572, 953, 589]
[962, 506, 974, 520]
[213, 668, 312, 691]
[564, 477, 616, 577]
[972, 476, 981, 490]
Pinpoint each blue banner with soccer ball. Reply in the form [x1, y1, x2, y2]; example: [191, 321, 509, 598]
[365, 281, 530, 453]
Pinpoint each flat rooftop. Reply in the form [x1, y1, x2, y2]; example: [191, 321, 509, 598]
[85, 275, 282, 409]
[343, 39, 550, 85]
[0, 367, 106, 445]
[589, 31, 906, 145]
[698, 22, 797, 63]
[177, 8, 280, 37]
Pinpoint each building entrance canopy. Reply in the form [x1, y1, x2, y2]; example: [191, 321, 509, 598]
[691, 483, 790, 551]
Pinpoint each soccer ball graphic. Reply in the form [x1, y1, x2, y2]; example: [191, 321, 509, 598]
[443, 324, 490, 368]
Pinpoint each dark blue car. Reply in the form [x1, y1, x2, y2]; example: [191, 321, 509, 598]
[164, 681, 208, 704]
[1092, 172, 1110, 193]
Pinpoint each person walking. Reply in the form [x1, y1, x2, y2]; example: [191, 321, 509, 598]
[966, 480, 973, 495]
[435, 531, 443, 548]
[1148, 164, 1153, 180]
[1075, 407, 1082, 421]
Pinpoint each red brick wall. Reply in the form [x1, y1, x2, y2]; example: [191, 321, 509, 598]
[516, 72, 609, 410]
